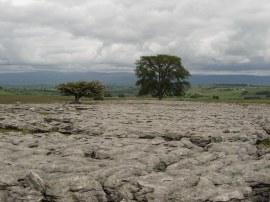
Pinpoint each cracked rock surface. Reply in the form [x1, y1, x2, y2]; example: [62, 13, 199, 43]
[0, 100, 270, 202]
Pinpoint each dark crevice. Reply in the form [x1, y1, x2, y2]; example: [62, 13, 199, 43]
[41, 195, 57, 202]
[153, 161, 167, 172]
[84, 150, 97, 158]
[251, 183, 270, 202]
[101, 186, 116, 202]
[162, 136, 178, 141]
[161, 134, 183, 141]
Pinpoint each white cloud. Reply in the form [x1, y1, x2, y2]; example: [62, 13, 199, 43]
[0, 0, 270, 74]
[0, 0, 39, 6]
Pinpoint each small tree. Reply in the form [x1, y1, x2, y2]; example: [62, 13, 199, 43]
[135, 54, 190, 100]
[57, 81, 104, 104]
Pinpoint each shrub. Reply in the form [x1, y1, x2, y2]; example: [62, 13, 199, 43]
[255, 91, 270, 96]
[118, 94, 126, 98]
[104, 92, 113, 97]
[93, 96, 104, 100]
[57, 81, 104, 104]
[190, 94, 203, 99]
[241, 90, 248, 96]
[244, 96, 261, 100]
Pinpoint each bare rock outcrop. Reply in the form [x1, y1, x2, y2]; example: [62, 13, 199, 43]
[0, 101, 270, 201]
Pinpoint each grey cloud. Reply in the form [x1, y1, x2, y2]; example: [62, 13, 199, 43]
[0, 0, 269, 74]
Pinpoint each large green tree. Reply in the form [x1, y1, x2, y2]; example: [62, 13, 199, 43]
[135, 54, 190, 100]
[57, 81, 104, 104]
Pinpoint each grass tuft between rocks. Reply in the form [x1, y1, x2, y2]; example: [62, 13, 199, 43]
[0, 128, 33, 134]
[38, 111, 51, 116]
[257, 139, 270, 149]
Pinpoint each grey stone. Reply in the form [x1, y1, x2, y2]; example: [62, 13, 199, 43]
[0, 101, 270, 201]
[24, 171, 46, 194]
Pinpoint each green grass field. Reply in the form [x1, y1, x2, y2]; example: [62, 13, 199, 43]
[184, 84, 270, 101]
[0, 84, 270, 104]
[0, 95, 92, 104]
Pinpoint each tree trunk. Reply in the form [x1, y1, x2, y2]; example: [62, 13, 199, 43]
[74, 96, 81, 104]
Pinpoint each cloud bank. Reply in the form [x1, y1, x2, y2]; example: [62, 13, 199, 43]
[0, 0, 270, 75]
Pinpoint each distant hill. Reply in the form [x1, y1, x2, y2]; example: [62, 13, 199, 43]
[0, 71, 137, 86]
[0, 71, 269, 86]
[189, 75, 270, 86]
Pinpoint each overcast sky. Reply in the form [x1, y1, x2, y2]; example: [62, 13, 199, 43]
[0, 0, 270, 75]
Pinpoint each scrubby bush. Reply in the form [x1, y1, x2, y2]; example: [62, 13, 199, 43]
[244, 96, 261, 100]
[57, 81, 105, 104]
[255, 91, 270, 96]
[93, 96, 104, 100]
[241, 90, 248, 96]
[190, 94, 203, 99]
[212, 95, 219, 99]
[118, 94, 126, 98]
[104, 91, 113, 97]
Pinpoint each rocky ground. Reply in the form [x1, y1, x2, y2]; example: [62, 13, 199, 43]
[0, 100, 269, 202]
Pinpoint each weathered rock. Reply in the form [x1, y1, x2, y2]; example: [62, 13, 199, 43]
[27, 141, 39, 148]
[23, 171, 46, 194]
[46, 176, 107, 202]
[161, 131, 190, 141]
[261, 119, 270, 134]
[190, 135, 211, 147]
[210, 190, 245, 202]
[0, 101, 270, 201]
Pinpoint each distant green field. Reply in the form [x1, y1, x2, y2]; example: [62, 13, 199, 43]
[0, 95, 93, 104]
[0, 87, 58, 96]
[184, 84, 270, 100]
[1, 95, 269, 105]
[0, 84, 270, 104]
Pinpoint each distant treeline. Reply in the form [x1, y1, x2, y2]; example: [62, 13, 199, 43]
[255, 91, 270, 96]
[214, 84, 248, 87]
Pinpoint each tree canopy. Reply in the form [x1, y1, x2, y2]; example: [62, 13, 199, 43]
[57, 81, 105, 103]
[135, 54, 190, 100]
